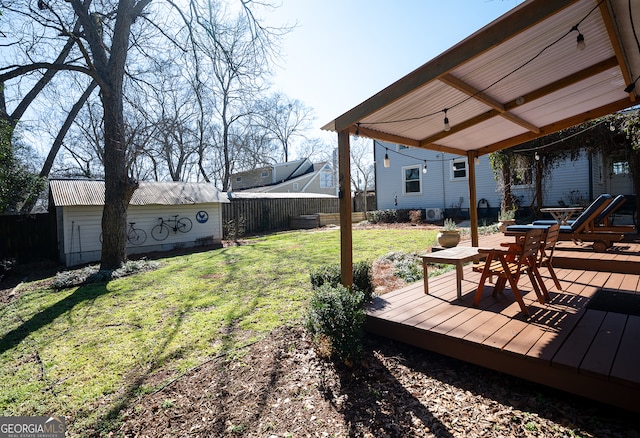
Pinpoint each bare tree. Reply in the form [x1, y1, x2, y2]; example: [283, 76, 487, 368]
[186, 0, 287, 190]
[255, 92, 314, 162]
[350, 137, 374, 213]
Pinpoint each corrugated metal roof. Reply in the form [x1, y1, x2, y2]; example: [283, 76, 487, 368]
[49, 180, 229, 206]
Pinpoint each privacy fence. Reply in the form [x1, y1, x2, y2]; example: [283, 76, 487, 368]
[222, 196, 340, 237]
[0, 213, 57, 265]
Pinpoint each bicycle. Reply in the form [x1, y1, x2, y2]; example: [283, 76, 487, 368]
[100, 222, 147, 246]
[151, 215, 193, 241]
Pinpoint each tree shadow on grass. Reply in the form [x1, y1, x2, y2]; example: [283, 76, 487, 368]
[0, 282, 109, 356]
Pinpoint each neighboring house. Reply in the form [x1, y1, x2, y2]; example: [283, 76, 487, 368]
[374, 141, 634, 220]
[231, 159, 337, 196]
[49, 179, 229, 266]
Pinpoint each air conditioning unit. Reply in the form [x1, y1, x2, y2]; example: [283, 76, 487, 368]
[425, 208, 444, 222]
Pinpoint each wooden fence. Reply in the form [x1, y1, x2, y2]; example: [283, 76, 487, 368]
[0, 213, 57, 264]
[221, 197, 339, 237]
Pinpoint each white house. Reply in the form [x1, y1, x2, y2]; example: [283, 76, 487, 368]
[231, 159, 337, 196]
[49, 180, 229, 266]
[374, 140, 634, 220]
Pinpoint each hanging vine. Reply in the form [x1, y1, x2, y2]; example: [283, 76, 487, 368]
[489, 109, 640, 224]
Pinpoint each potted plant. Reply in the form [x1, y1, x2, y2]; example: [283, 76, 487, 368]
[437, 218, 460, 248]
[498, 206, 517, 232]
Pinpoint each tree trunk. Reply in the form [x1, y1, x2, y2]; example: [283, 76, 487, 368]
[100, 92, 138, 269]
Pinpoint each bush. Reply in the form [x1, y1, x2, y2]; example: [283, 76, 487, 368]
[380, 251, 423, 283]
[366, 209, 398, 224]
[304, 283, 365, 363]
[309, 261, 373, 301]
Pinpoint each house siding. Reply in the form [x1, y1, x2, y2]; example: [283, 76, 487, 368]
[375, 142, 632, 216]
[375, 142, 502, 212]
[59, 203, 223, 266]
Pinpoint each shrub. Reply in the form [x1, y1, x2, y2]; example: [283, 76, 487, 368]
[366, 209, 398, 224]
[309, 261, 373, 301]
[409, 209, 423, 224]
[393, 257, 423, 283]
[380, 251, 423, 283]
[304, 283, 365, 363]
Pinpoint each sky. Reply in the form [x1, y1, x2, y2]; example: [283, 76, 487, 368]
[263, 0, 525, 139]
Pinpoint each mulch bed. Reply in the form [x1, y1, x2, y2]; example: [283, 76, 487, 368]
[116, 325, 638, 437]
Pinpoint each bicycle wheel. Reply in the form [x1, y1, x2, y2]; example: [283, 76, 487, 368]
[128, 228, 147, 245]
[151, 224, 169, 241]
[177, 217, 192, 233]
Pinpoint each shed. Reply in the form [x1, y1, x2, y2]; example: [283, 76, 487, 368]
[49, 180, 230, 266]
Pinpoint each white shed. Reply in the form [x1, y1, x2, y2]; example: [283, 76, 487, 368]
[49, 180, 230, 266]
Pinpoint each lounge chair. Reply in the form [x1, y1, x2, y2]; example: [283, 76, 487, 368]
[506, 194, 626, 252]
[533, 194, 635, 232]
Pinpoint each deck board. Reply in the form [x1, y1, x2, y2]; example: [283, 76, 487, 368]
[365, 232, 640, 412]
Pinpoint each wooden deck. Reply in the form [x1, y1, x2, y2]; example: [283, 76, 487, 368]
[366, 232, 640, 413]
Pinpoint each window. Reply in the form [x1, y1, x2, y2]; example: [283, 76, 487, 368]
[402, 165, 422, 194]
[293, 183, 299, 191]
[261, 171, 269, 177]
[320, 170, 334, 188]
[512, 167, 533, 187]
[450, 158, 467, 180]
[235, 176, 242, 182]
[612, 161, 630, 175]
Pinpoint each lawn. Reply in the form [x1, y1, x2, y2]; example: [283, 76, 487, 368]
[0, 226, 438, 435]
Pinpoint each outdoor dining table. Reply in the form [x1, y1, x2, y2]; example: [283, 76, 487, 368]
[539, 206, 583, 224]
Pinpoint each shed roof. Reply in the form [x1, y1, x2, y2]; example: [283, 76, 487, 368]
[323, 0, 639, 156]
[49, 180, 230, 207]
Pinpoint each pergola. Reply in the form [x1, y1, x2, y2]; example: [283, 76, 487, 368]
[322, 0, 639, 285]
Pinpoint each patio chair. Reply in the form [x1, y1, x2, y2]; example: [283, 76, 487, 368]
[506, 194, 625, 252]
[473, 228, 546, 316]
[500, 223, 562, 294]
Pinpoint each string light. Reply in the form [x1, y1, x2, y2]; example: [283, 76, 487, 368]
[443, 109, 451, 131]
[384, 148, 390, 168]
[572, 25, 586, 51]
[474, 156, 480, 166]
[354, 123, 360, 140]
[535, 151, 540, 161]
[423, 162, 428, 173]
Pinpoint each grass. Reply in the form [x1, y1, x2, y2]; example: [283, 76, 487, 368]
[0, 227, 438, 436]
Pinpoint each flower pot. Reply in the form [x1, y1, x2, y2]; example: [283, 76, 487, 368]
[436, 230, 460, 248]
[498, 219, 516, 232]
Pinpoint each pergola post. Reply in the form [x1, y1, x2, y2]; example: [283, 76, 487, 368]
[467, 150, 479, 247]
[338, 129, 353, 287]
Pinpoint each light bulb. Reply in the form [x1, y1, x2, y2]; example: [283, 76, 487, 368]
[443, 109, 451, 132]
[535, 152, 540, 161]
[474, 156, 480, 166]
[576, 32, 586, 51]
[423, 163, 427, 173]
[384, 152, 390, 168]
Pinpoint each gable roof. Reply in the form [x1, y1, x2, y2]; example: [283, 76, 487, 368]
[49, 180, 230, 207]
[236, 162, 334, 194]
[322, 0, 638, 157]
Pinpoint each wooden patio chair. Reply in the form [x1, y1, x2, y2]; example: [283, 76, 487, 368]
[500, 223, 561, 296]
[472, 228, 546, 316]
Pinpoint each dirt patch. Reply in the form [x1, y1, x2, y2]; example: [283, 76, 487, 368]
[117, 325, 638, 437]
